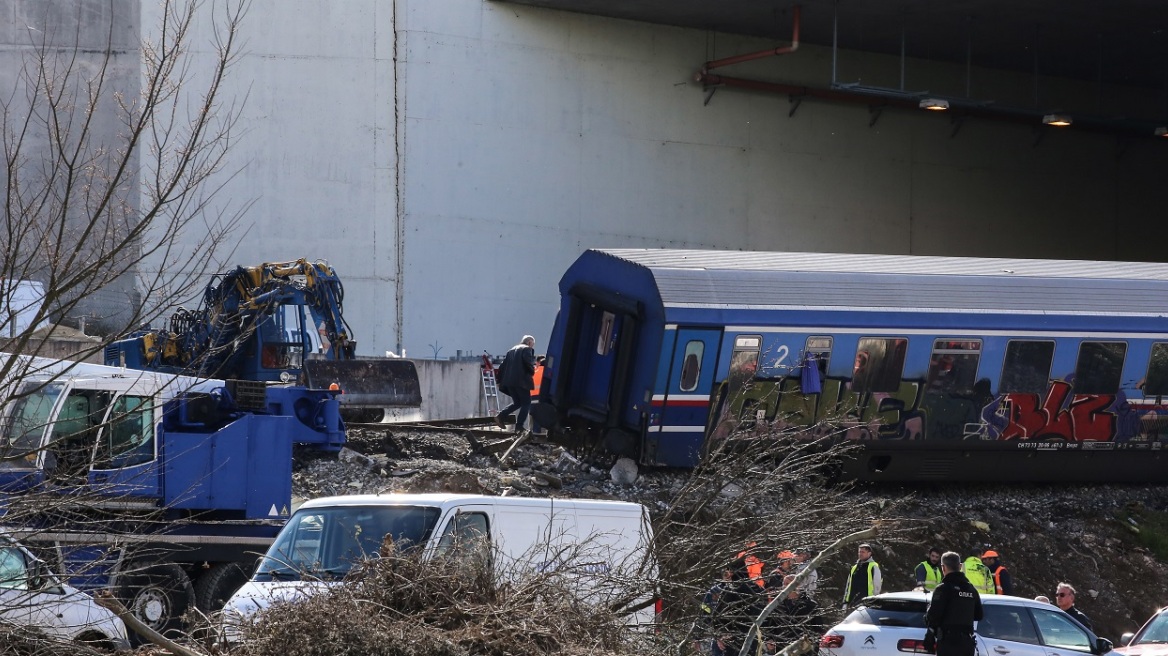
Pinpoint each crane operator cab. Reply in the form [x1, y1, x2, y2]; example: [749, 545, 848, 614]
[257, 304, 324, 373]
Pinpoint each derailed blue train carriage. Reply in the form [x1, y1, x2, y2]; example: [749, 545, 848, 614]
[533, 248, 1168, 483]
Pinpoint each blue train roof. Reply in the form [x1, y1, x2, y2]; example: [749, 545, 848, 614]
[569, 249, 1168, 316]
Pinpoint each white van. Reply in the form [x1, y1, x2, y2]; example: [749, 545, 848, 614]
[223, 493, 657, 637]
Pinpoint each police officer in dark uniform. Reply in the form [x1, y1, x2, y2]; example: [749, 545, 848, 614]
[926, 551, 984, 656]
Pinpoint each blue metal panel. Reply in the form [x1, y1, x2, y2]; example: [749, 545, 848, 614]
[162, 415, 295, 519]
[651, 327, 677, 396]
[162, 421, 245, 512]
[89, 461, 161, 499]
[246, 417, 293, 519]
[61, 545, 120, 590]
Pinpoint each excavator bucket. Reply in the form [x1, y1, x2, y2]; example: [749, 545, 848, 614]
[303, 358, 422, 423]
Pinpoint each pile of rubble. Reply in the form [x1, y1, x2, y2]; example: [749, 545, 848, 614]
[293, 426, 689, 510]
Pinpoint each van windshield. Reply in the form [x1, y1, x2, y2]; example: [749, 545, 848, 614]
[254, 505, 440, 581]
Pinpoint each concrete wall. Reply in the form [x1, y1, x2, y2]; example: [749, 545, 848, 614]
[413, 358, 490, 419]
[1, 1, 141, 334]
[142, 0, 1168, 368]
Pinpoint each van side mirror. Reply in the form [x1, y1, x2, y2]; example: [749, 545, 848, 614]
[1094, 637, 1114, 654]
[28, 562, 59, 593]
[1121, 633, 1135, 646]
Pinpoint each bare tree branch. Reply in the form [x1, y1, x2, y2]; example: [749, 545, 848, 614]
[2, 0, 250, 380]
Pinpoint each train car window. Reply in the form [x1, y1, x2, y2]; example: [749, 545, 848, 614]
[1000, 340, 1055, 394]
[806, 336, 832, 377]
[596, 312, 615, 355]
[680, 341, 705, 392]
[728, 336, 762, 388]
[853, 337, 908, 393]
[926, 339, 982, 394]
[1144, 343, 1168, 396]
[1074, 341, 1127, 394]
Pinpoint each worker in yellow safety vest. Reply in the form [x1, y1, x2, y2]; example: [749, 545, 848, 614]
[914, 546, 944, 592]
[843, 543, 882, 608]
[963, 550, 997, 595]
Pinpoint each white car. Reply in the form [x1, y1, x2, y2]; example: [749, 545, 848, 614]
[0, 533, 130, 650]
[1117, 605, 1168, 656]
[820, 591, 1114, 656]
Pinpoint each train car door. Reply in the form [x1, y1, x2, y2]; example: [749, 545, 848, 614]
[574, 309, 621, 415]
[648, 328, 721, 467]
[552, 288, 642, 442]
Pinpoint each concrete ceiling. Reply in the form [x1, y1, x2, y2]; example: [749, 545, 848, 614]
[496, 0, 1168, 92]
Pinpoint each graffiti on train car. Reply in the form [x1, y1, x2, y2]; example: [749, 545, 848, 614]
[975, 381, 1129, 441]
[716, 370, 1168, 445]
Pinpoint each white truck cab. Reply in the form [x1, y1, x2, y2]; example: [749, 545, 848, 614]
[223, 493, 657, 637]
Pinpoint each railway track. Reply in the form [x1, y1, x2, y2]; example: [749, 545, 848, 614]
[345, 417, 548, 455]
[348, 416, 509, 436]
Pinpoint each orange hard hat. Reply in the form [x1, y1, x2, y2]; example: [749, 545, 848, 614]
[328, 382, 341, 391]
[982, 550, 999, 558]
[777, 550, 795, 560]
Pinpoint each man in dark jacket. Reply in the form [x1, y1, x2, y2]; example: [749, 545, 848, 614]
[712, 558, 766, 656]
[768, 574, 820, 647]
[1055, 583, 1092, 631]
[495, 335, 537, 433]
[926, 551, 983, 656]
[981, 550, 1013, 596]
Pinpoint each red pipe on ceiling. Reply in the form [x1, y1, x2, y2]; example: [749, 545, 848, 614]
[701, 5, 801, 72]
[691, 6, 1166, 140]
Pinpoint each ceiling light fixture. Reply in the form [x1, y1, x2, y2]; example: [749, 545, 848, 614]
[1156, 127, 1168, 137]
[1042, 113, 1073, 127]
[919, 98, 949, 111]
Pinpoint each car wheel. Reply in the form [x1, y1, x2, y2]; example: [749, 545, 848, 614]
[74, 631, 116, 652]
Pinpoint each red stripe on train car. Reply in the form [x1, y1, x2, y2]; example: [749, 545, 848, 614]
[650, 399, 711, 407]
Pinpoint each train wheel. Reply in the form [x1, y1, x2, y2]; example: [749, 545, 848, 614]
[194, 562, 251, 613]
[116, 562, 194, 646]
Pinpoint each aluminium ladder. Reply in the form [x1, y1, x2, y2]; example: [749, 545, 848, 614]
[480, 356, 502, 416]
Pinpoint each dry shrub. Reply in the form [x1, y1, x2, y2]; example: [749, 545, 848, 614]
[232, 543, 657, 656]
[649, 427, 904, 654]
[0, 625, 106, 656]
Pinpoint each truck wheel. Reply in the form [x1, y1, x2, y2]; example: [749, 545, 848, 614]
[116, 562, 194, 645]
[194, 562, 251, 613]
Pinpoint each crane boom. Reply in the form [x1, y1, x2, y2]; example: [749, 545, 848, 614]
[105, 259, 420, 422]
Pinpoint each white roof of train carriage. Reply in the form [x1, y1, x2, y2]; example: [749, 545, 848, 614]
[587, 249, 1168, 316]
